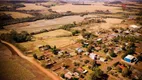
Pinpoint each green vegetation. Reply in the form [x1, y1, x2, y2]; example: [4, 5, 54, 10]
[109, 50, 117, 57]
[61, 23, 76, 30]
[51, 46, 60, 55]
[0, 30, 32, 43]
[72, 30, 80, 36]
[122, 67, 132, 77]
[33, 54, 38, 59]
[90, 67, 107, 80]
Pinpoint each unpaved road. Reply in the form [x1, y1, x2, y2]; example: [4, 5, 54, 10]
[1, 40, 61, 80]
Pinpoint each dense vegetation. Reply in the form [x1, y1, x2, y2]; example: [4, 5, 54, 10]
[0, 30, 32, 43]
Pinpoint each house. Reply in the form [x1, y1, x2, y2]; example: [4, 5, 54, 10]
[84, 52, 89, 55]
[83, 42, 89, 47]
[124, 30, 130, 34]
[124, 55, 138, 63]
[75, 48, 83, 54]
[82, 70, 88, 74]
[64, 72, 72, 79]
[77, 67, 88, 74]
[114, 47, 122, 54]
[129, 25, 141, 31]
[97, 38, 102, 42]
[99, 57, 106, 62]
[73, 72, 79, 78]
[89, 53, 97, 60]
[58, 51, 64, 56]
[77, 67, 84, 73]
[95, 47, 101, 51]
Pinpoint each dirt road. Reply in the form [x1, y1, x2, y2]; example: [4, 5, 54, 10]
[0, 40, 61, 80]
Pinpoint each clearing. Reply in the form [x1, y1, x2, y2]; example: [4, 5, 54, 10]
[34, 29, 72, 38]
[19, 35, 82, 51]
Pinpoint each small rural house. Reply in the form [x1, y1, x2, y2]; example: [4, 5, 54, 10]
[89, 53, 97, 60]
[64, 72, 72, 79]
[129, 25, 141, 31]
[76, 48, 83, 54]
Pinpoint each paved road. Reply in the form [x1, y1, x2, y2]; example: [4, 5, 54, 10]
[1, 40, 61, 80]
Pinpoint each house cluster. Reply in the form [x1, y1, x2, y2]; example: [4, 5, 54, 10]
[64, 67, 88, 79]
[34, 24, 141, 80]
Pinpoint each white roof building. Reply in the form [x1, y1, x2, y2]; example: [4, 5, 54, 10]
[125, 55, 134, 60]
[89, 53, 97, 60]
[129, 25, 140, 29]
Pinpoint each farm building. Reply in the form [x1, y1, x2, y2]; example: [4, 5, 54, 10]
[124, 55, 137, 63]
[129, 25, 141, 31]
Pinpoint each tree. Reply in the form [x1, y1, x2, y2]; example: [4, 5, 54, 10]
[122, 67, 131, 77]
[87, 45, 94, 53]
[72, 30, 80, 36]
[84, 60, 90, 64]
[51, 46, 59, 55]
[107, 67, 112, 72]
[110, 51, 117, 57]
[137, 55, 142, 61]
[33, 54, 38, 59]
[90, 67, 106, 80]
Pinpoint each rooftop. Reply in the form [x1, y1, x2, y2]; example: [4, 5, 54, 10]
[125, 55, 135, 60]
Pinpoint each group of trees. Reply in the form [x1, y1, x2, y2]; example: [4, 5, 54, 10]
[90, 67, 108, 80]
[0, 3, 25, 11]
[0, 30, 32, 43]
[61, 23, 76, 30]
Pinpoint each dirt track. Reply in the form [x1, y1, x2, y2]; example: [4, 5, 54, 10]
[0, 40, 61, 80]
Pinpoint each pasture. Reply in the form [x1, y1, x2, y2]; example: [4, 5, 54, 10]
[34, 29, 72, 38]
[51, 3, 122, 13]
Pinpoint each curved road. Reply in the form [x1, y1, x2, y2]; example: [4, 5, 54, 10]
[0, 40, 61, 80]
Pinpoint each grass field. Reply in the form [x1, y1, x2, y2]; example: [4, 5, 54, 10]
[34, 29, 72, 38]
[72, 17, 123, 32]
[19, 36, 81, 50]
[51, 3, 122, 13]
[0, 11, 33, 19]
[0, 43, 52, 80]
[17, 3, 47, 10]
[4, 15, 85, 33]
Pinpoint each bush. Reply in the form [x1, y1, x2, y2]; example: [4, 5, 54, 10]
[107, 67, 112, 72]
[84, 60, 90, 64]
[33, 54, 38, 59]
[113, 62, 119, 67]
[122, 68, 131, 77]
[110, 51, 117, 57]
[72, 30, 80, 36]
[60, 74, 65, 78]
